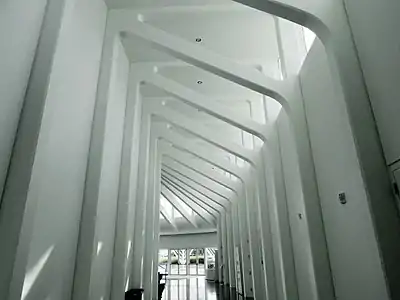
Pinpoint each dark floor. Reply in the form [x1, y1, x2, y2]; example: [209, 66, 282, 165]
[161, 276, 237, 300]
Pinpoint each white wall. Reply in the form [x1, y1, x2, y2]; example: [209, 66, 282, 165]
[160, 232, 217, 249]
[343, 0, 400, 165]
[89, 37, 130, 300]
[298, 40, 390, 300]
[0, 0, 48, 201]
[20, 1, 107, 299]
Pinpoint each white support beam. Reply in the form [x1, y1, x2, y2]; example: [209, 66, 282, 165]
[221, 212, 230, 287]
[161, 179, 216, 225]
[235, 2, 400, 300]
[130, 111, 151, 289]
[111, 70, 142, 300]
[148, 103, 258, 165]
[163, 158, 234, 201]
[161, 145, 239, 194]
[135, 33, 320, 300]
[0, 1, 70, 298]
[162, 175, 224, 221]
[149, 108, 269, 299]
[231, 0, 330, 41]
[163, 165, 232, 207]
[143, 72, 268, 138]
[162, 170, 225, 212]
[115, 17, 290, 108]
[156, 126, 248, 182]
[161, 185, 198, 228]
[162, 168, 230, 209]
[142, 130, 158, 300]
[160, 203, 177, 231]
[162, 176, 220, 220]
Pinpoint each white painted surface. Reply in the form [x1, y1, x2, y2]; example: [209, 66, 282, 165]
[89, 38, 129, 300]
[343, 0, 400, 165]
[300, 40, 390, 300]
[20, 1, 107, 299]
[159, 232, 218, 250]
[276, 111, 317, 300]
[125, 85, 143, 288]
[2, 1, 399, 299]
[0, 0, 48, 201]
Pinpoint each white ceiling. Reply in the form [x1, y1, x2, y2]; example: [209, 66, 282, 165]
[140, 65, 265, 100]
[121, 7, 279, 69]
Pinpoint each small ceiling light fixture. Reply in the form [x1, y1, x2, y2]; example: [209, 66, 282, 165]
[197, 80, 203, 85]
[195, 37, 202, 43]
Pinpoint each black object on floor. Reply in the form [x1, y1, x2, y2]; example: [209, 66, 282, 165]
[158, 272, 167, 299]
[125, 288, 144, 300]
[158, 283, 166, 299]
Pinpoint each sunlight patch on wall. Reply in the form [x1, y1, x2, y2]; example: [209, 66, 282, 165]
[97, 241, 104, 256]
[127, 240, 132, 259]
[22, 245, 55, 300]
[303, 27, 316, 52]
[125, 276, 130, 291]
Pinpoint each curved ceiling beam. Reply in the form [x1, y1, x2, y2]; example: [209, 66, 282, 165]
[143, 72, 268, 139]
[161, 185, 197, 228]
[147, 102, 258, 166]
[161, 181, 215, 225]
[162, 169, 229, 209]
[161, 146, 239, 194]
[162, 175, 222, 216]
[163, 159, 234, 200]
[159, 204, 178, 231]
[161, 178, 217, 223]
[155, 126, 249, 184]
[231, 0, 330, 42]
[116, 18, 290, 110]
[163, 165, 232, 205]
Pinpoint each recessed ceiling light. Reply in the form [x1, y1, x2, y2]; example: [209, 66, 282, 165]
[195, 37, 202, 43]
[197, 80, 203, 85]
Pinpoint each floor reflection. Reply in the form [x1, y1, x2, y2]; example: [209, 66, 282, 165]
[162, 276, 235, 300]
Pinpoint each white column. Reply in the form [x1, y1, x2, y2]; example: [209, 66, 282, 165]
[167, 249, 172, 275]
[111, 70, 142, 299]
[186, 249, 190, 275]
[245, 182, 267, 300]
[142, 129, 158, 300]
[263, 140, 299, 300]
[216, 220, 223, 283]
[237, 190, 254, 298]
[255, 160, 280, 300]
[274, 14, 326, 300]
[220, 213, 229, 286]
[152, 151, 162, 297]
[130, 108, 152, 288]
[0, 0, 68, 297]
[231, 200, 240, 291]
[71, 17, 124, 299]
[226, 212, 236, 289]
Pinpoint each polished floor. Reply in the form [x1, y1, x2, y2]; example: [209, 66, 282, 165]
[161, 276, 237, 300]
